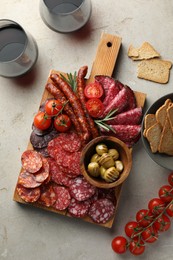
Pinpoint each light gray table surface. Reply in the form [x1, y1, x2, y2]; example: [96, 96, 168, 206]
[0, 1, 173, 259]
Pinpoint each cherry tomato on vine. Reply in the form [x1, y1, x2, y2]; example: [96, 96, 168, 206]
[34, 111, 52, 130]
[166, 203, 173, 217]
[125, 221, 142, 238]
[45, 99, 63, 116]
[111, 236, 128, 254]
[85, 98, 104, 118]
[158, 185, 173, 203]
[84, 82, 104, 99]
[54, 114, 71, 132]
[153, 214, 171, 232]
[168, 172, 173, 186]
[148, 198, 165, 215]
[129, 238, 145, 256]
[141, 226, 158, 243]
[136, 209, 153, 227]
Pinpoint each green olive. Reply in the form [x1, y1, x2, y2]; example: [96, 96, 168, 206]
[95, 143, 108, 155]
[108, 148, 119, 160]
[99, 166, 106, 179]
[90, 153, 100, 163]
[87, 162, 100, 177]
[115, 160, 124, 172]
[104, 167, 120, 182]
[98, 153, 115, 168]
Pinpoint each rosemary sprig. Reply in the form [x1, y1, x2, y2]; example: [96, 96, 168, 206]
[94, 109, 118, 133]
[60, 72, 77, 92]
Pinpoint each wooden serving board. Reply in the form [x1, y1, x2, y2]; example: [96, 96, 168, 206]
[13, 33, 146, 228]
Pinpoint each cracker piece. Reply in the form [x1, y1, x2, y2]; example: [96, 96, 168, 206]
[158, 117, 173, 155]
[137, 58, 172, 84]
[128, 44, 139, 58]
[145, 122, 162, 153]
[143, 113, 157, 137]
[167, 103, 173, 132]
[132, 42, 160, 61]
[155, 99, 172, 127]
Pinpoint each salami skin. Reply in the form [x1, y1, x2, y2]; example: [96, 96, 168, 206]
[77, 66, 99, 139]
[88, 198, 115, 224]
[69, 177, 96, 201]
[53, 186, 71, 210]
[16, 184, 40, 203]
[68, 198, 90, 218]
[50, 74, 91, 143]
[21, 150, 42, 173]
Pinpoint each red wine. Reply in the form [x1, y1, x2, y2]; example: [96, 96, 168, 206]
[0, 26, 26, 62]
[44, 0, 81, 13]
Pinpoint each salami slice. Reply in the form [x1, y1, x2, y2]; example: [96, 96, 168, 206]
[56, 132, 81, 153]
[18, 170, 42, 188]
[34, 157, 49, 183]
[53, 186, 71, 210]
[124, 85, 137, 110]
[21, 150, 42, 173]
[69, 177, 96, 201]
[38, 184, 57, 207]
[68, 198, 90, 218]
[16, 184, 40, 203]
[98, 188, 117, 204]
[88, 198, 115, 224]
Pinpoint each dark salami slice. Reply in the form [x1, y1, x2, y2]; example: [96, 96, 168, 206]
[69, 177, 96, 201]
[16, 184, 40, 203]
[21, 150, 42, 173]
[30, 127, 59, 149]
[98, 188, 117, 204]
[35, 147, 49, 157]
[107, 107, 143, 125]
[38, 184, 57, 207]
[32, 122, 54, 137]
[53, 186, 71, 210]
[88, 198, 115, 224]
[68, 198, 90, 218]
[18, 170, 42, 188]
[124, 85, 137, 110]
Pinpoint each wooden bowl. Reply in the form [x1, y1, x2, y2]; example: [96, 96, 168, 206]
[80, 136, 132, 189]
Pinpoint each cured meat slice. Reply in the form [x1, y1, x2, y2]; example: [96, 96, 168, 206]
[88, 198, 115, 224]
[16, 184, 40, 203]
[98, 188, 117, 204]
[124, 85, 137, 110]
[68, 198, 90, 218]
[69, 177, 96, 201]
[21, 150, 42, 173]
[107, 107, 142, 125]
[34, 147, 49, 158]
[38, 184, 57, 207]
[100, 87, 128, 118]
[53, 186, 71, 210]
[57, 132, 82, 153]
[34, 157, 49, 183]
[64, 151, 81, 177]
[18, 170, 42, 188]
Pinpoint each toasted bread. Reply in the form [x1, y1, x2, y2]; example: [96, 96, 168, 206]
[132, 42, 160, 61]
[158, 117, 173, 155]
[145, 122, 162, 153]
[143, 113, 157, 137]
[155, 99, 172, 127]
[167, 104, 173, 132]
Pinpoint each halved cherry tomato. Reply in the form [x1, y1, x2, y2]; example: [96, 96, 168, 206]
[111, 236, 128, 254]
[153, 214, 171, 232]
[141, 226, 158, 243]
[54, 114, 71, 132]
[148, 198, 165, 215]
[158, 185, 173, 204]
[85, 98, 104, 118]
[129, 238, 145, 256]
[34, 111, 52, 130]
[168, 172, 173, 186]
[84, 82, 104, 99]
[124, 221, 142, 238]
[136, 209, 153, 227]
[45, 99, 63, 116]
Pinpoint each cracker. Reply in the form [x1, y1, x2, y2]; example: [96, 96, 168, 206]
[143, 113, 156, 137]
[128, 42, 160, 60]
[128, 44, 139, 58]
[155, 99, 172, 127]
[137, 58, 172, 84]
[158, 117, 173, 155]
[145, 122, 162, 153]
[167, 104, 173, 132]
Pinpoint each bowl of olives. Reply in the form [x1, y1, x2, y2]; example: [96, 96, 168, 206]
[80, 136, 132, 189]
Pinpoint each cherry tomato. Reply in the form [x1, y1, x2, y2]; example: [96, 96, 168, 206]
[45, 99, 63, 116]
[129, 238, 145, 256]
[84, 82, 104, 99]
[153, 214, 171, 232]
[54, 114, 71, 132]
[111, 236, 128, 254]
[125, 221, 142, 238]
[141, 226, 158, 243]
[158, 185, 173, 203]
[34, 111, 52, 130]
[148, 198, 165, 215]
[85, 98, 104, 118]
[166, 203, 173, 217]
[168, 172, 173, 186]
[136, 209, 153, 227]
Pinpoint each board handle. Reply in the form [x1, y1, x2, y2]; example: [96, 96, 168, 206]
[87, 32, 122, 83]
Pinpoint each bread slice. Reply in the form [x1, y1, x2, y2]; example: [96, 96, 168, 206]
[137, 58, 172, 84]
[167, 104, 173, 132]
[143, 113, 157, 137]
[128, 44, 139, 58]
[158, 117, 173, 155]
[155, 99, 172, 127]
[145, 122, 162, 153]
[132, 42, 160, 61]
